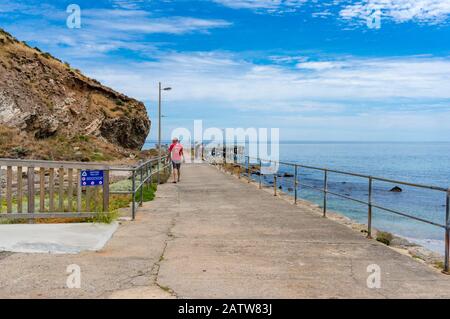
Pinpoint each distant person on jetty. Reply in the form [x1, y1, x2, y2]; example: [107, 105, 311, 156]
[169, 137, 184, 183]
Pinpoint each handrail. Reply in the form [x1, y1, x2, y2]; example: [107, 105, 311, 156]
[249, 156, 448, 192]
[108, 156, 171, 220]
[208, 153, 450, 274]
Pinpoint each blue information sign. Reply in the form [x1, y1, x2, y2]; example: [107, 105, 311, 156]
[80, 170, 104, 187]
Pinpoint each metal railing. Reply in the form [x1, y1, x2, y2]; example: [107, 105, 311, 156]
[210, 155, 450, 274]
[0, 156, 171, 221]
[109, 156, 171, 220]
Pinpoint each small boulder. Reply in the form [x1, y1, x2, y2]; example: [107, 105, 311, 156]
[390, 186, 403, 193]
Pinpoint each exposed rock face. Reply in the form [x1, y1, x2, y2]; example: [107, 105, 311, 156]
[0, 29, 150, 160]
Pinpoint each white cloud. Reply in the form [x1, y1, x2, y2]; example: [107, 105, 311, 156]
[84, 52, 450, 140]
[340, 0, 450, 25]
[83, 52, 450, 108]
[296, 61, 342, 70]
[213, 0, 308, 13]
[112, 0, 146, 10]
[5, 8, 231, 57]
[85, 13, 231, 35]
[213, 0, 450, 25]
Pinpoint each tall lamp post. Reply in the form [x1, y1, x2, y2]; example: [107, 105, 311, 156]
[158, 82, 172, 185]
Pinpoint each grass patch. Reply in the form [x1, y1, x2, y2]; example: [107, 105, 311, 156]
[88, 210, 119, 224]
[0, 218, 26, 225]
[141, 183, 157, 202]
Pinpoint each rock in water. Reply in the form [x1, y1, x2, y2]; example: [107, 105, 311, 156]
[0, 29, 150, 160]
[390, 186, 403, 193]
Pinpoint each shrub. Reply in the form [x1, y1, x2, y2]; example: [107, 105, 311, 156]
[89, 210, 119, 224]
[376, 231, 394, 246]
[12, 146, 29, 158]
[77, 135, 89, 142]
[42, 52, 53, 59]
[142, 183, 157, 202]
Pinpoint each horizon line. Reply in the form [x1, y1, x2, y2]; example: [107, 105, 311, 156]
[144, 140, 450, 144]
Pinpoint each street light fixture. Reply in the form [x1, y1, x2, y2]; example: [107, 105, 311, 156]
[158, 82, 172, 185]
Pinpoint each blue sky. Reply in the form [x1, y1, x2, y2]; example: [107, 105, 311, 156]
[1, 0, 450, 141]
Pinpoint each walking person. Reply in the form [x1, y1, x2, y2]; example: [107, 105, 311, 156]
[169, 137, 184, 183]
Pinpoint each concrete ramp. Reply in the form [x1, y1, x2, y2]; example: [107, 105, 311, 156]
[0, 222, 118, 254]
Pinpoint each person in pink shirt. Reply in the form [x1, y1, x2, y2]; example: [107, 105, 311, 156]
[168, 137, 184, 183]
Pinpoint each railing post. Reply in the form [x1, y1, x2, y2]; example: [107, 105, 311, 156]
[274, 175, 277, 196]
[367, 177, 373, 239]
[150, 162, 153, 184]
[246, 156, 249, 181]
[444, 189, 450, 274]
[6, 166, 12, 214]
[157, 157, 161, 185]
[131, 170, 136, 220]
[58, 167, 64, 212]
[77, 169, 82, 213]
[259, 159, 262, 189]
[140, 166, 144, 207]
[323, 170, 328, 218]
[294, 165, 298, 204]
[27, 166, 35, 214]
[17, 167, 23, 214]
[0, 166, 2, 214]
[201, 143, 205, 161]
[103, 170, 110, 213]
[39, 168, 45, 213]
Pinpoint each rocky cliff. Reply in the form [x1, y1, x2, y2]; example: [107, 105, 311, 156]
[0, 29, 150, 161]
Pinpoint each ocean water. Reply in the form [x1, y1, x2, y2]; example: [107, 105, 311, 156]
[258, 142, 450, 255]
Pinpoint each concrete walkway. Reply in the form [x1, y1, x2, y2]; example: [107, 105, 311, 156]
[1, 163, 450, 298]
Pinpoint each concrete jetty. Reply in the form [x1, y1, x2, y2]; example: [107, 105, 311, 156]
[1, 163, 450, 298]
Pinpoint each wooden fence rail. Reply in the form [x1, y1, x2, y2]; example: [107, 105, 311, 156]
[0, 161, 106, 219]
[0, 157, 170, 221]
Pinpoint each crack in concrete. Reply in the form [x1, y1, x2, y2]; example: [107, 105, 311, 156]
[150, 186, 181, 298]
